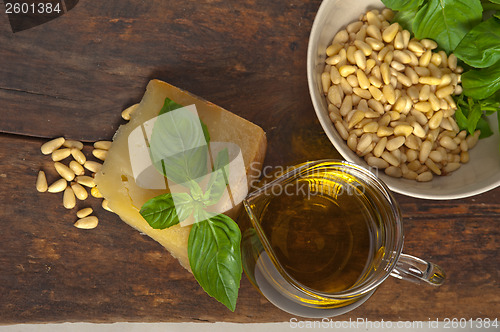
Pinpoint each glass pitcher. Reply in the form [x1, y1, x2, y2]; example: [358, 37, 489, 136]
[241, 160, 445, 318]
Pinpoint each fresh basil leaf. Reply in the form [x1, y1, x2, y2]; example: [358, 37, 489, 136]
[382, 0, 424, 10]
[455, 103, 469, 130]
[495, 13, 500, 19]
[462, 61, 500, 99]
[476, 116, 494, 138]
[454, 18, 500, 68]
[393, 7, 418, 32]
[188, 214, 242, 311]
[486, 0, 500, 5]
[204, 148, 230, 206]
[159, 98, 184, 115]
[149, 105, 209, 185]
[140, 192, 193, 229]
[413, 0, 483, 53]
[467, 103, 484, 134]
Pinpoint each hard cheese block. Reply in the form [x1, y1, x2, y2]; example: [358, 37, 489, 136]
[94, 79, 267, 271]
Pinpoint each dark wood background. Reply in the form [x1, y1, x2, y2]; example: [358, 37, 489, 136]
[0, 0, 498, 324]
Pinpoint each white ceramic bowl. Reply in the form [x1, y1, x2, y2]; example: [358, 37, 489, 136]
[307, 0, 500, 200]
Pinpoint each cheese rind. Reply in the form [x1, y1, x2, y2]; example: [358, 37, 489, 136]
[94, 80, 267, 270]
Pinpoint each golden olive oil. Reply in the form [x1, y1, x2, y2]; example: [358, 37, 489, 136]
[258, 175, 375, 293]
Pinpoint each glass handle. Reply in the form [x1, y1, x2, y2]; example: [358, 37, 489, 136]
[390, 253, 446, 286]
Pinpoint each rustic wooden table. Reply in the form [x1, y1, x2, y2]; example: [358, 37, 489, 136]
[0, 0, 498, 324]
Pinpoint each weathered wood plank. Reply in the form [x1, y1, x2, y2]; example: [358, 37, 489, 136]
[0, 134, 498, 323]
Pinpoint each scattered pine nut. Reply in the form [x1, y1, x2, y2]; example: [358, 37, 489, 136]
[54, 162, 75, 181]
[74, 216, 99, 229]
[92, 149, 108, 161]
[36, 170, 48, 192]
[41, 137, 65, 155]
[75, 176, 95, 188]
[71, 182, 88, 200]
[63, 187, 76, 209]
[93, 141, 112, 150]
[51, 148, 71, 162]
[76, 208, 93, 219]
[71, 148, 86, 165]
[69, 160, 85, 176]
[63, 140, 84, 150]
[84, 161, 102, 173]
[47, 178, 68, 193]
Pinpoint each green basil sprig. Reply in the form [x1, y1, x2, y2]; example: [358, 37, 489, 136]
[139, 98, 242, 311]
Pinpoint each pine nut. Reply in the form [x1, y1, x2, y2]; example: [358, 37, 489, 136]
[354, 50, 367, 70]
[382, 22, 399, 43]
[429, 150, 443, 163]
[91, 138, 110, 155]
[339, 95, 352, 116]
[357, 133, 373, 152]
[328, 85, 342, 107]
[347, 45, 357, 64]
[71, 148, 86, 165]
[419, 77, 442, 85]
[363, 122, 379, 133]
[347, 21, 363, 34]
[376, 126, 394, 137]
[373, 137, 387, 157]
[356, 69, 370, 89]
[367, 156, 389, 169]
[436, 85, 454, 99]
[48, 178, 68, 193]
[414, 102, 432, 113]
[51, 148, 71, 162]
[333, 29, 349, 44]
[76, 176, 95, 188]
[440, 136, 458, 150]
[381, 151, 399, 166]
[438, 74, 452, 88]
[365, 37, 384, 51]
[438, 51, 448, 68]
[419, 85, 431, 101]
[393, 32, 404, 49]
[382, 85, 396, 104]
[353, 87, 372, 99]
[326, 42, 343, 56]
[76, 207, 93, 219]
[74, 216, 99, 229]
[326, 55, 341, 65]
[366, 11, 381, 27]
[393, 50, 411, 64]
[84, 161, 102, 173]
[330, 66, 341, 84]
[385, 166, 402, 178]
[416, 171, 433, 182]
[394, 125, 413, 137]
[348, 110, 365, 129]
[54, 162, 75, 181]
[340, 77, 353, 94]
[368, 99, 384, 114]
[421, 39, 437, 50]
[121, 104, 138, 121]
[443, 163, 461, 173]
[419, 140, 432, 163]
[102, 199, 113, 212]
[428, 111, 444, 130]
[408, 40, 424, 53]
[71, 182, 88, 200]
[390, 60, 405, 71]
[63, 140, 84, 150]
[347, 74, 359, 87]
[368, 86, 383, 101]
[380, 63, 390, 85]
[339, 65, 357, 77]
[396, 73, 412, 87]
[69, 161, 85, 176]
[366, 59, 376, 74]
[321, 72, 331, 93]
[404, 66, 419, 85]
[63, 187, 76, 210]
[347, 133, 358, 151]
[41, 137, 65, 155]
[406, 149, 418, 162]
[36, 170, 48, 192]
[354, 40, 372, 56]
[419, 50, 432, 67]
[386, 136, 405, 151]
[92, 149, 108, 161]
[403, 170, 418, 180]
[430, 53, 442, 66]
[425, 159, 442, 175]
[448, 54, 457, 71]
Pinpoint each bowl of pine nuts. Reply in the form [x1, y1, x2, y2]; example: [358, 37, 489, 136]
[307, 0, 500, 199]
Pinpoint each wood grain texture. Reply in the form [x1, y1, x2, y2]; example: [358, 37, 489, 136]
[0, 0, 499, 324]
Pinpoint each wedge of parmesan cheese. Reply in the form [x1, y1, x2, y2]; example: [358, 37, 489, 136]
[94, 80, 267, 271]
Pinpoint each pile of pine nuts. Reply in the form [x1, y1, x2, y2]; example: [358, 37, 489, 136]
[322, 8, 480, 181]
[36, 137, 113, 229]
